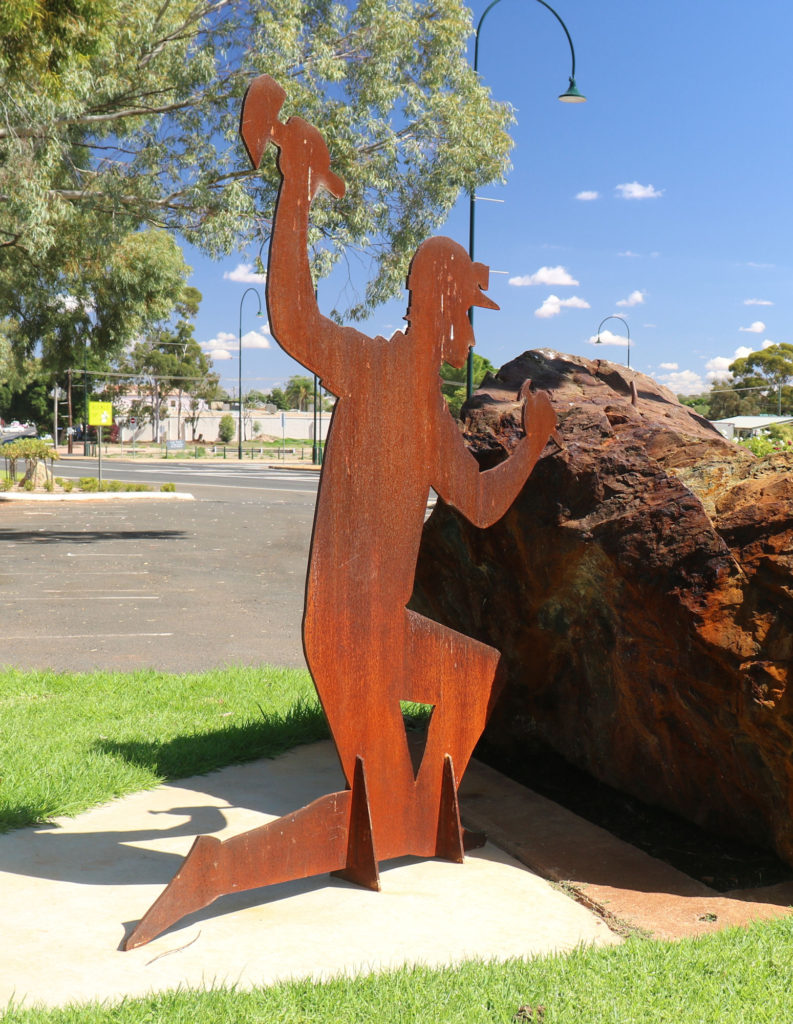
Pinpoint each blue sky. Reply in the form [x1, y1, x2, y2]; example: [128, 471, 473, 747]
[186, 0, 793, 399]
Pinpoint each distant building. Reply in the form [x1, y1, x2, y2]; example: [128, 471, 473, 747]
[710, 414, 793, 440]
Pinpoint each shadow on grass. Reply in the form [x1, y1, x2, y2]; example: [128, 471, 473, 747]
[92, 696, 331, 783]
[0, 699, 339, 889]
[0, 698, 330, 836]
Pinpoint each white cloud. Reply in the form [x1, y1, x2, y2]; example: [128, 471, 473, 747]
[223, 263, 267, 284]
[705, 356, 733, 382]
[617, 250, 641, 258]
[241, 328, 271, 349]
[509, 265, 579, 287]
[535, 294, 590, 319]
[744, 298, 773, 306]
[762, 339, 776, 349]
[739, 320, 765, 333]
[702, 343, 772, 384]
[659, 362, 678, 370]
[745, 261, 775, 269]
[576, 190, 599, 201]
[200, 326, 272, 359]
[616, 289, 646, 308]
[200, 330, 236, 354]
[615, 181, 664, 200]
[658, 369, 705, 395]
[588, 329, 629, 348]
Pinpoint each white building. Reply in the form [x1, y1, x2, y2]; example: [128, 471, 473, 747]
[710, 414, 793, 440]
[114, 401, 331, 444]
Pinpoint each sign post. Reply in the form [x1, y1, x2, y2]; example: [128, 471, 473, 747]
[88, 402, 113, 485]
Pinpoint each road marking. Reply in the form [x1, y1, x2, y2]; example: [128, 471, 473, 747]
[27, 571, 151, 576]
[5, 595, 161, 602]
[41, 589, 155, 594]
[66, 552, 147, 558]
[0, 632, 174, 640]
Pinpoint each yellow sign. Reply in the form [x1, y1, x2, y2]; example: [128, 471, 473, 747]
[88, 401, 113, 426]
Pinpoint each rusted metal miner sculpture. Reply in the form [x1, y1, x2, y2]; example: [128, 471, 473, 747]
[124, 76, 556, 950]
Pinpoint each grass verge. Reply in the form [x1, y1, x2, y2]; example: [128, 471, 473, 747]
[0, 665, 328, 831]
[4, 916, 793, 1022]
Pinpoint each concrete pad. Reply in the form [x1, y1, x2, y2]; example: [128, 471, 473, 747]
[461, 760, 793, 941]
[0, 742, 618, 1010]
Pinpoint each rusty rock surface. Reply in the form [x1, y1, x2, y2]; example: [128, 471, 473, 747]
[411, 349, 793, 864]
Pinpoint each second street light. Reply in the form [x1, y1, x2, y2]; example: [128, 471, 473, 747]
[598, 319, 635, 372]
[467, 0, 585, 398]
[595, 315, 631, 368]
[238, 286, 263, 460]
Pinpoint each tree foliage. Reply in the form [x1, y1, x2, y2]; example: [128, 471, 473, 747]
[218, 413, 236, 443]
[729, 343, 793, 414]
[0, 0, 514, 328]
[112, 286, 219, 439]
[706, 343, 793, 419]
[284, 375, 315, 411]
[439, 352, 496, 418]
[1, 225, 191, 381]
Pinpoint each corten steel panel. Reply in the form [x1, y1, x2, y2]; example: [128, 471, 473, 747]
[124, 75, 556, 951]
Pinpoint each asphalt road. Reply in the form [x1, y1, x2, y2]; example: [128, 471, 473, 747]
[0, 474, 318, 674]
[53, 457, 321, 495]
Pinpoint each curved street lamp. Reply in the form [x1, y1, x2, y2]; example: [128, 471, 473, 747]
[595, 314, 631, 368]
[467, 0, 585, 398]
[238, 286, 263, 460]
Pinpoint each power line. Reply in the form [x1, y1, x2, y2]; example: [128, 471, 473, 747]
[69, 369, 216, 383]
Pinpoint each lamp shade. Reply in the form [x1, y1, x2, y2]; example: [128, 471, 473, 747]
[558, 77, 586, 103]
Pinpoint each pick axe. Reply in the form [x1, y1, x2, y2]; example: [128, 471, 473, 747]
[240, 74, 345, 198]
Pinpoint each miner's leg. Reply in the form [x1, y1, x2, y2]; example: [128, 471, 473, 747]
[403, 610, 501, 857]
[125, 757, 378, 950]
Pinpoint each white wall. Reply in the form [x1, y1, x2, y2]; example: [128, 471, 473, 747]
[118, 408, 332, 443]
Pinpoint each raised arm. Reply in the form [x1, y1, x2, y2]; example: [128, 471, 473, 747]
[433, 384, 557, 528]
[240, 76, 362, 390]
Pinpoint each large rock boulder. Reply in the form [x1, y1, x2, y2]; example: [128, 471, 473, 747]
[411, 349, 793, 863]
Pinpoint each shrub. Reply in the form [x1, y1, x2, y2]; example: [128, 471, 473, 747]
[3, 437, 58, 483]
[218, 414, 236, 443]
[160, 481, 176, 492]
[63, 479, 74, 492]
[739, 435, 780, 457]
[196, 446, 206, 458]
[78, 476, 99, 491]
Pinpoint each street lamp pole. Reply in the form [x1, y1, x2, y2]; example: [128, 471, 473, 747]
[467, 0, 585, 398]
[595, 315, 631, 369]
[83, 340, 90, 456]
[238, 286, 263, 460]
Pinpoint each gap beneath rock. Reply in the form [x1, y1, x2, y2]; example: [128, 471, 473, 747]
[474, 738, 793, 892]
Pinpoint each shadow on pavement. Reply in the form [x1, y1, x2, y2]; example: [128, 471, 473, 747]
[0, 529, 188, 544]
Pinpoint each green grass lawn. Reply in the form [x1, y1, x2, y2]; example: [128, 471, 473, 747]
[2, 666, 792, 1023]
[4, 917, 793, 1023]
[0, 665, 328, 831]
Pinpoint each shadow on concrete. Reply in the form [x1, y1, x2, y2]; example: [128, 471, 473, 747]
[0, 530, 188, 545]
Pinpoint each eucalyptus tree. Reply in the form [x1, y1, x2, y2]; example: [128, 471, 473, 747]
[0, 0, 514, 336]
[114, 287, 219, 440]
[729, 343, 793, 416]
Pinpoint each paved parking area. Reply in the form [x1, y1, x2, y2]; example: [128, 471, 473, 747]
[0, 489, 314, 673]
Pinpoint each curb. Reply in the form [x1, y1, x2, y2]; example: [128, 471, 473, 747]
[0, 491, 195, 502]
